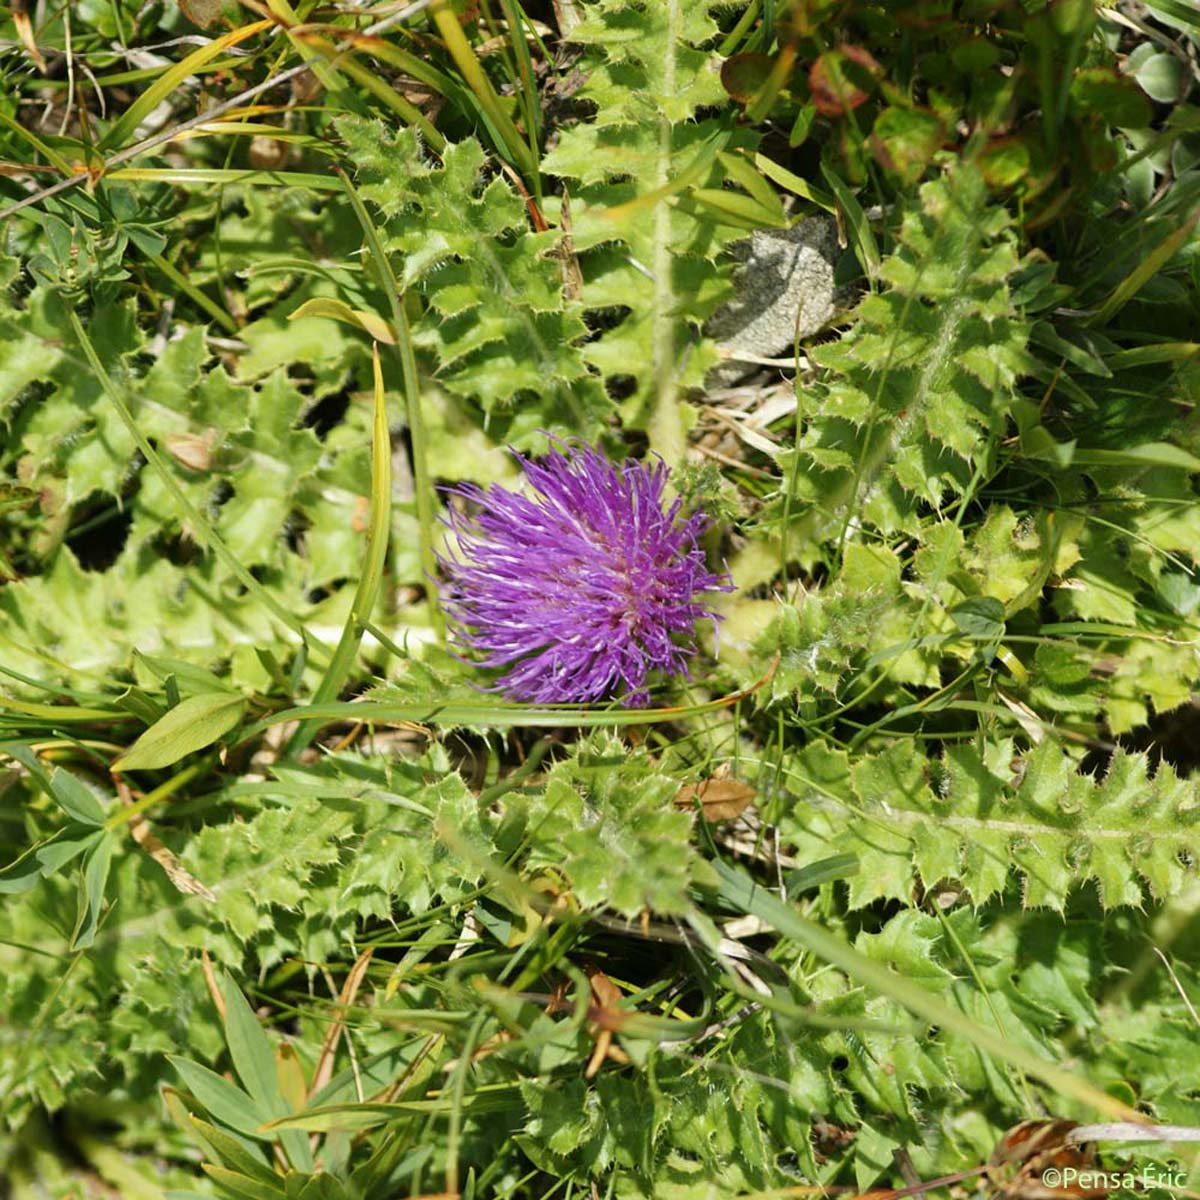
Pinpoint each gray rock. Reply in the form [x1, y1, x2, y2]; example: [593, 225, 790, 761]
[706, 216, 842, 384]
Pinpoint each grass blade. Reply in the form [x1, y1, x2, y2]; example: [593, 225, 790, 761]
[293, 31, 446, 150]
[428, 0, 537, 180]
[100, 20, 273, 151]
[287, 344, 392, 756]
[821, 162, 881, 282]
[240, 653, 779, 740]
[1090, 209, 1200, 325]
[336, 168, 441, 637]
[108, 167, 344, 190]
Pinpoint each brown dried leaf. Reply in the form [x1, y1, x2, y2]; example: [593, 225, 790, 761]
[586, 964, 622, 1013]
[179, 0, 225, 29]
[163, 429, 217, 472]
[248, 133, 292, 170]
[674, 777, 756, 822]
[12, 2, 47, 73]
[584, 965, 632, 1078]
[986, 1120, 1107, 1200]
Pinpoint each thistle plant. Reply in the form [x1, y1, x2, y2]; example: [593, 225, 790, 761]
[4, 1, 1200, 1194]
[437, 439, 731, 704]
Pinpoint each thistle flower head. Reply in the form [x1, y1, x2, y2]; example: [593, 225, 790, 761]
[437, 438, 732, 705]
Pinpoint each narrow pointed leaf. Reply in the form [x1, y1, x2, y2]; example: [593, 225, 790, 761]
[50, 768, 107, 826]
[168, 1056, 268, 1138]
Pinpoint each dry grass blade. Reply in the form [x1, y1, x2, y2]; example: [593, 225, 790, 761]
[117, 781, 215, 902]
[1067, 1123, 1200, 1145]
[12, 3, 47, 73]
[200, 949, 226, 1020]
[308, 947, 374, 1100]
[558, 186, 584, 300]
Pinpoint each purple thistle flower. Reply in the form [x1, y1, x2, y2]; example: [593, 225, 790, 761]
[436, 438, 732, 705]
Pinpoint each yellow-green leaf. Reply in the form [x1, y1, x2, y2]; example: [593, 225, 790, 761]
[115, 693, 246, 771]
[288, 297, 395, 344]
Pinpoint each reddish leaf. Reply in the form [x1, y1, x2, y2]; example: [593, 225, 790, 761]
[808, 45, 881, 117]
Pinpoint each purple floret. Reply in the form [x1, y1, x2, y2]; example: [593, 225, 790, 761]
[436, 438, 732, 705]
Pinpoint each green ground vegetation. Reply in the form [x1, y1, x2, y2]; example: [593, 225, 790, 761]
[1, 0, 1200, 1197]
